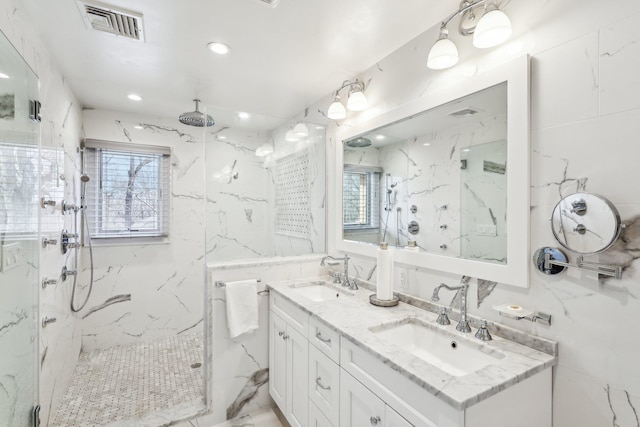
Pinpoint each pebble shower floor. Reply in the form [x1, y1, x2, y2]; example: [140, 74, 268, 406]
[50, 333, 204, 427]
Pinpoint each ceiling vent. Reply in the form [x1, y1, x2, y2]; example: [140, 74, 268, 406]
[257, 0, 281, 8]
[76, 1, 145, 42]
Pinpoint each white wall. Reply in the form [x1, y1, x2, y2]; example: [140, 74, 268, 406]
[279, 0, 640, 425]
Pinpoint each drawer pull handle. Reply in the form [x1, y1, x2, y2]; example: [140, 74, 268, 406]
[315, 377, 331, 390]
[315, 331, 331, 344]
[278, 331, 284, 337]
[370, 416, 381, 426]
[283, 334, 290, 340]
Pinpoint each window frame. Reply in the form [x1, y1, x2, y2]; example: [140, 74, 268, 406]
[342, 165, 381, 231]
[83, 139, 171, 244]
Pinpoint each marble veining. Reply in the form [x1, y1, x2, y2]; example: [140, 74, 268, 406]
[268, 277, 557, 410]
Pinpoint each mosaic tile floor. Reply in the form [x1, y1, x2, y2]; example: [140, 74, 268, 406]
[51, 333, 204, 427]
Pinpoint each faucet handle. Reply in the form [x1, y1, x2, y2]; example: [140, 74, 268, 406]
[474, 319, 493, 341]
[332, 272, 342, 284]
[435, 307, 450, 325]
[349, 277, 359, 290]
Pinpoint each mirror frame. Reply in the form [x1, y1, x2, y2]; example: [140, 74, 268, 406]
[332, 55, 530, 287]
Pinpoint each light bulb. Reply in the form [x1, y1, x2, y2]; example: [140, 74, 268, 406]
[347, 90, 368, 112]
[293, 122, 309, 138]
[473, 6, 512, 48]
[327, 95, 346, 120]
[427, 28, 459, 70]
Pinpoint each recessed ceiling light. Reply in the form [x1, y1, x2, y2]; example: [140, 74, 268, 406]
[423, 143, 431, 146]
[463, 148, 471, 152]
[134, 125, 143, 129]
[0, 72, 9, 79]
[375, 135, 385, 140]
[128, 93, 142, 101]
[207, 42, 231, 55]
[238, 112, 250, 119]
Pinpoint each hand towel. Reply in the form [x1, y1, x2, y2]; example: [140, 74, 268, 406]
[225, 279, 259, 338]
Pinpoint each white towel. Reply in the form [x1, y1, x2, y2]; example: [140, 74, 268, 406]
[225, 279, 259, 338]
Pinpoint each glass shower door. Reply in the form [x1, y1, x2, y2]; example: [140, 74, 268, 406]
[0, 29, 40, 426]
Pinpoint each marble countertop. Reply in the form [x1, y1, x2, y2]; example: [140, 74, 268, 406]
[267, 277, 557, 411]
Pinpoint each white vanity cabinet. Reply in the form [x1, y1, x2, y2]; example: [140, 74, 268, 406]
[269, 294, 309, 427]
[340, 368, 412, 427]
[269, 291, 552, 427]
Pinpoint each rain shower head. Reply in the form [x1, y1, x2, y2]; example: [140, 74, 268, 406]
[179, 99, 214, 127]
[345, 137, 372, 148]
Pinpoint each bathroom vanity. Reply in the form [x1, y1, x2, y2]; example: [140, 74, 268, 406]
[268, 278, 556, 427]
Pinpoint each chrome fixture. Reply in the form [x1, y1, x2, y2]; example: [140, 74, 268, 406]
[61, 201, 80, 213]
[431, 276, 471, 333]
[40, 198, 56, 208]
[179, 99, 214, 127]
[42, 317, 57, 328]
[326, 79, 368, 120]
[61, 266, 77, 282]
[42, 237, 58, 248]
[427, 0, 513, 70]
[439, 244, 448, 250]
[42, 277, 57, 289]
[61, 229, 81, 254]
[332, 272, 342, 284]
[534, 247, 622, 280]
[475, 319, 492, 341]
[435, 307, 451, 325]
[321, 255, 358, 290]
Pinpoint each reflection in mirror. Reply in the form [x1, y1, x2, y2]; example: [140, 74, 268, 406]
[342, 82, 507, 264]
[551, 193, 622, 255]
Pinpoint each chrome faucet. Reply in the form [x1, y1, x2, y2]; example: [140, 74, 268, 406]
[431, 276, 471, 333]
[320, 255, 357, 290]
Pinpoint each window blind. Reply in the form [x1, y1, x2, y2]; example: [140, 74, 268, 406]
[343, 165, 380, 230]
[84, 143, 170, 239]
[0, 141, 39, 237]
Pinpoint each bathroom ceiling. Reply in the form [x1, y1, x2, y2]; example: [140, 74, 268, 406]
[21, 0, 453, 131]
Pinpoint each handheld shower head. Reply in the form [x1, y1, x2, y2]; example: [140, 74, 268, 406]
[80, 174, 90, 202]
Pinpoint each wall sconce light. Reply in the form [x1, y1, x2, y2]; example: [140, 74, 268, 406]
[427, 0, 512, 70]
[327, 79, 368, 120]
[284, 122, 310, 142]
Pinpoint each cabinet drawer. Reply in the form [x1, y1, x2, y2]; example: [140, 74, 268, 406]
[340, 338, 455, 427]
[309, 401, 334, 427]
[309, 316, 340, 363]
[308, 344, 340, 426]
[270, 293, 308, 337]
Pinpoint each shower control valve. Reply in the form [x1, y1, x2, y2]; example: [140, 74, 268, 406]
[42, 237, 58, 248]
[42, 277, 57, 288]
[61, 266, 77, 281]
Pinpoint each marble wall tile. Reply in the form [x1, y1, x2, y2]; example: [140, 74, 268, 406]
[599, 11, 640, 116]
[79, 110, 206, 351]
[531, 32, 599, 131]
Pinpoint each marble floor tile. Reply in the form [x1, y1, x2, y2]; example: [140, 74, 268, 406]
[50, 333, 204, 427]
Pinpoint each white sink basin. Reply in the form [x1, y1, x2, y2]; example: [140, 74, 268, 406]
[289, 281, 351, 302]
[370, 318, 504, 377]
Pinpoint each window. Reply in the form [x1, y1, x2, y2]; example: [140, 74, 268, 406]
[84, 140, 170, 240]
[343, 165, 381, 230]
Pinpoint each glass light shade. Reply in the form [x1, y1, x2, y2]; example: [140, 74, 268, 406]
[473, 8, 512, 48]
[327, 98, 347, 120]
[285, 129, 298, 142]
[255, 143, 274, 157]
[346, 90, 368, 112]
[293, 122, 309, 138]
[427, 37, 459, 70]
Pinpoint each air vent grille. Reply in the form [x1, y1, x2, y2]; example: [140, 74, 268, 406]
[77, 1, 145, 41]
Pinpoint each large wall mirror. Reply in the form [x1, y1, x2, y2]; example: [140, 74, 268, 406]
[334, 56, 530, 287]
